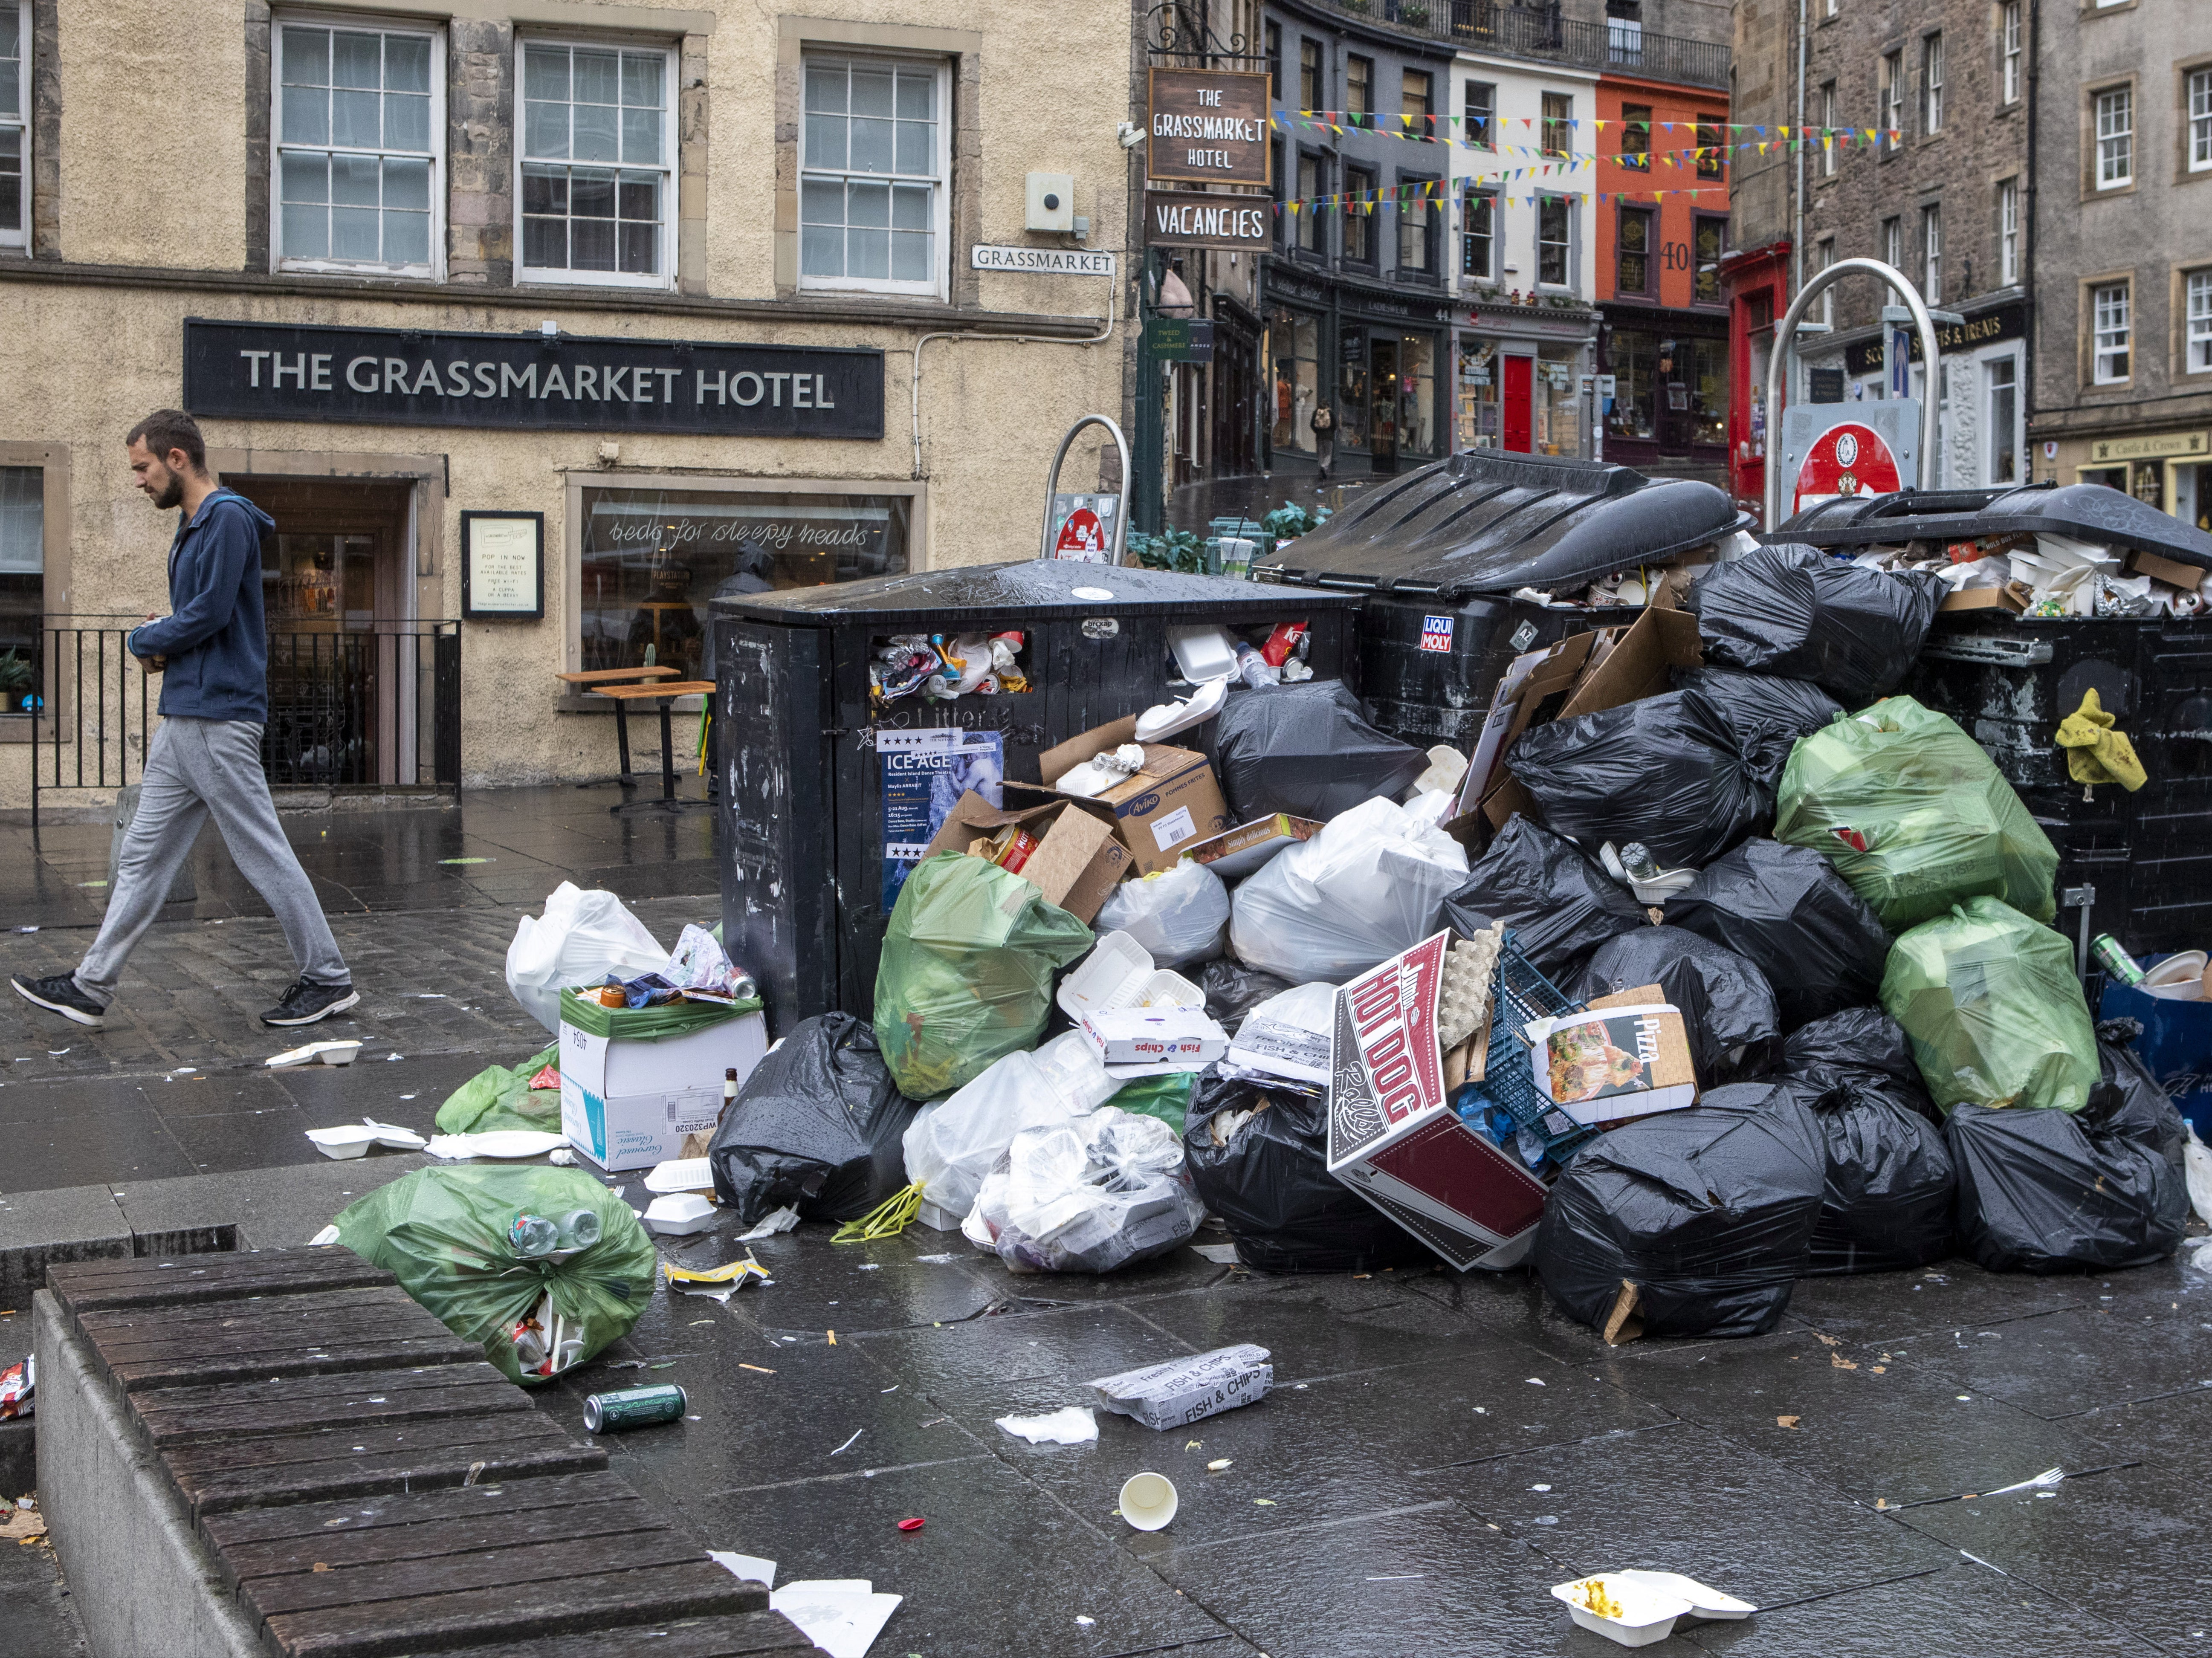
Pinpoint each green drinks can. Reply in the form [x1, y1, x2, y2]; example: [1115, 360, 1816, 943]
[582, 1383, 688, 1433]
[2091, 934, 2145, 986]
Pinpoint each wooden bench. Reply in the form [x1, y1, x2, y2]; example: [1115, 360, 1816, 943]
[38, 1251, 819, 1658]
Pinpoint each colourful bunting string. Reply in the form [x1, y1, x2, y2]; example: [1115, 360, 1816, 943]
[1267, 109, 1900, 159]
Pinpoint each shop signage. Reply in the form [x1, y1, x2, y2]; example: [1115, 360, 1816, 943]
[1147, 68, 1271, 187]
[460, 511, 544, 620]
[182, 318, 884, 439]
[1843, 301, 2026, 377]
[970, 245, 1116, 276]
[1147, 319, 1215, 363]
[1143, 190, 1271, 252]
[2087, 431, 2210, 464]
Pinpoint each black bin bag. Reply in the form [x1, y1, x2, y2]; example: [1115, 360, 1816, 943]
[1781, 1011, 1954, 1275]
[1534, 1082, 1827, 1340]
[707, 1013, 921, 1226]
[1183, 1074, 1430, 1275]
[1663, 839, 1892, 1029]
[1199, 956, 1297, 1028]
[1439, 814, 1647, 981]
[1688, 543, 1945, 705]
[1574, 925, 1782, 1083]
[1948, 1041, 2190, 1274]
[1215, 680, 1427, 823]
[1672, 664, 1841, 790]
[1506, 688, 1770, 871]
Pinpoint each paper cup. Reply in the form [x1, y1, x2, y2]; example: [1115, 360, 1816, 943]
[1119, 1472, 1178, 1531]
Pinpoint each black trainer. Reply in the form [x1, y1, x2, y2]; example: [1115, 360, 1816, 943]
[261, 978, 360, 1027]
[12, 972, 107, 1028]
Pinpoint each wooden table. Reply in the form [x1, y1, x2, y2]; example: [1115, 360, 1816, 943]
[586, 680, 717, 815]
[555, 666, 679, 788]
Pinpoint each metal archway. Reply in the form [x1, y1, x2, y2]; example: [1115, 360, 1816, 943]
[1039, 414, 1134, 565]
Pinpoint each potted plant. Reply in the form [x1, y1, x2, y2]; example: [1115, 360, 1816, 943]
[0, 651, 31, 712]
[1341, 0, 1370, 13]
[1401, 0, 1432, 26]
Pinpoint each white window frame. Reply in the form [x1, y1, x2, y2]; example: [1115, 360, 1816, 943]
[1921, 203, 1941, 300]
[1983, 354, 2019, 484]
[797, 51, 952, 301]
[0, 0, 27, 251]
[2092, 281, 2131, 384]
[1922, 32, 1943, 135]
[1821, 82, 1839, 176]
[1816, 236, 1836, 324]
[2094, 85, 2133, 189]
[1882, 215, 1901, 271]
[1461, 186, 1495, 281]
[1998, 178, 2019, 286]
[270, 11, 446, 279]
[1881, 51, 1903, 152]
[513, 35, 677, 291]
[1462, 79, 1495, 150]
[2189, 68, 2212, 172]
[1535, 192, 1574, 291]
[2001, 3, 2022, 104]
[2187, 269, 2212, 374]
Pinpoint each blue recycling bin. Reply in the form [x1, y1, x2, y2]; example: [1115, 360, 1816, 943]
[2100, 960, 2212, 1138]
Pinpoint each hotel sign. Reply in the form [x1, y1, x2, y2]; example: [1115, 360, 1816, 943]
[1147, 68, 1271, 187]
[182, 317, 885, 439]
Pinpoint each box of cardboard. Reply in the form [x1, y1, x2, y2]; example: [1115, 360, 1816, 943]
[559, 996, 769, 1173]
[1939, 580, 2034, 614]
[1080, 1006, 1228, 1066]
[921, 790, 1130, 923]
[2126, 548, 2206, 594]
[1020, 716, 1233, 874]
[1324, 930, 1550, 1272]
[1526, 992, 1698, 1128]
[1187, 812, 1323, 880]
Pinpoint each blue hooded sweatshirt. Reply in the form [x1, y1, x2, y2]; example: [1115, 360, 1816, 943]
[128, 488, 278, 723]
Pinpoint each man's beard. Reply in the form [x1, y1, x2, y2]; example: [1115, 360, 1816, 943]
[151, 472, 185, 509]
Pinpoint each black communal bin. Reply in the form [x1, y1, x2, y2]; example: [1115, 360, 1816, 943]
[712, 560, 1364, 1036]
[1252, 451, 1749, 743]
[1776, 483, 2212, 956]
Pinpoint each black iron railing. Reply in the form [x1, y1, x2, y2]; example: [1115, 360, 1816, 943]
[26, 617, 460, 825]
[1320, 1, 1732, 90]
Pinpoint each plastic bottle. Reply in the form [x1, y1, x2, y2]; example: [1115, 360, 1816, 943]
[556, 1208, 602, 1250]
[507, 1213, 558, 1257]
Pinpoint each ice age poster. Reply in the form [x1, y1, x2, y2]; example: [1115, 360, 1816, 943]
[879, 729, 1005, 909]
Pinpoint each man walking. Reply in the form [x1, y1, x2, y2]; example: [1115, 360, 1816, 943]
[12, 411, 357, 1030]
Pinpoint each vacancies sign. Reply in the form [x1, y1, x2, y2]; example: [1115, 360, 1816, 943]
[182, 318, 884, 439]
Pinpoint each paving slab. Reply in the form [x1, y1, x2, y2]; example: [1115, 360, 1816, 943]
[1782, 1258, 2094, 1346]
[110, 1152, 435, 1253]
[1893, 1288, 2212, 1421]
[0, 1185, 133, 1299]
[1124, 1273, 1513, 1385]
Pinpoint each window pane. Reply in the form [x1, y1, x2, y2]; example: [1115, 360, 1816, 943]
[384, 207, 429, 266]
[523, 216, 565, 268]
[330, 205, 380, 260]
[573, 101, 617, 163]
[805, 64, 845, 113]
[621, 107, 660, 165]
[891, 229, 930, 281]
[524, 45, 568, 102]
[281, 23, 329, 84]
[521, 167, 565, 214]
[332, 89, 380, 148]
[281, 83, 329, 145]
[573, 217, 615, 270]
[801, 178, 843, 225]
[801, 223, 843, 275]
[848, 226, 888, 279]
[894, 120, 931, 174]
[571, 168, 615, 218]
[806, 113, 847, 169]
[891, 182, 929, 230]
[618, 172, 657, 221]
[0, 59, 17, 116]
[526, 100, 570, 160]
[573, 48, 619, 106]
[847, 180, 889, 228]
[385, 34, 430, 93]
[383, 156, 429, 211]
[895, 69, 932, 120]
[851, 66, 894, 117]
[621, 52, 662, 109]
[850, 116, 893, 173]
[281, 151, 329, 203]
[384, 91, 430, 152]
[331, 30, 381, 89]
[618, 220, 655, 274]
[331, 152, 380, 205]
[281, 201, 328, 259]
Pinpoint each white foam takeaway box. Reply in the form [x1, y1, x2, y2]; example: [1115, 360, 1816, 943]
[559, 1002, 769, 1173]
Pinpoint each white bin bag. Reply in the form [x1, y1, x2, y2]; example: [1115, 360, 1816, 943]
[505, 882, 669, 1033]
[1228, 796, 1468, 981]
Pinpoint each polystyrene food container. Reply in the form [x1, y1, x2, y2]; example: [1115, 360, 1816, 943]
[1550, 1575, 1692, 1648]
[1616, 1570, 1756, 1621]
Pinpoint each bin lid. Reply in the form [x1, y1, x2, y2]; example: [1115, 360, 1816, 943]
[1252, 451, 1751, 600]
[1774, 483, 2212, 570]
[708, 560, 1364, 625]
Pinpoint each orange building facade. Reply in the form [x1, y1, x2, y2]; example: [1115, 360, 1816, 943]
[1590, 73, 1731, 486]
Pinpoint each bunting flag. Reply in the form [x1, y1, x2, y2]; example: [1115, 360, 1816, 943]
[1269, 181, 1727, 215]
[1268, 109, 1901, 157]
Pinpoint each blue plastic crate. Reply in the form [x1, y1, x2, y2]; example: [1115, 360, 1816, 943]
[1452, 934, 1597, 1162]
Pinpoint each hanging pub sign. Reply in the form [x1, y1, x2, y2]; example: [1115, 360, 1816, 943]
[182, 318, 884, 439]
[1143, 189, 1272, 252]
[1147, 68, 1271, 187]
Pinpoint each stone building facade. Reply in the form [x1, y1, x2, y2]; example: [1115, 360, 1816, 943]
[0, 0, 1135, 807]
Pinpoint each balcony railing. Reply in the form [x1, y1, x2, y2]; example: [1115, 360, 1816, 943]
[1319, 1, 1732, 90]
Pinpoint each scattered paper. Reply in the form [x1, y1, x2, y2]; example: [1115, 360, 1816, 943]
[1089, 1344, 1272, 1430]
[1776, 1415, 1801, 1429]
[1189, 1243, 1240, 1264]
[736, 1206, 802, 1242]
[709, 1551, 776, 1588]
[307, 1224, 341, 1247]
[994, 1407, 1098, 1445]
[770, 1580, 903, 1658]
[663, 1258, 769, 1300]
[424, 1130, 566, 1160]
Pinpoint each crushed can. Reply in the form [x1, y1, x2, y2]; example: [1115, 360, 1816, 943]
[583, 1383, 688, 1434]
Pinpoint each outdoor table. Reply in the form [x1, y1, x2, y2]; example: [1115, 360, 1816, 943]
[555, 665, 680, 787]
[585, 680, 716, 814]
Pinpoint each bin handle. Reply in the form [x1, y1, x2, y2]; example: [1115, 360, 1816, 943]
[1040, 415, 1133, 567]
[1765, 258, 1942, 530]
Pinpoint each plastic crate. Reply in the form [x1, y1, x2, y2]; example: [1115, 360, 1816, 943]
[1453, 935, 1596, 1161]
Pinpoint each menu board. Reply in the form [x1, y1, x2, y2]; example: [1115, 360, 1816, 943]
[462, 511, 544, 619]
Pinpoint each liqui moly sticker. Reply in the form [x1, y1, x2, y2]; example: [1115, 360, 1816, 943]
[1419, 614, 1455, 653]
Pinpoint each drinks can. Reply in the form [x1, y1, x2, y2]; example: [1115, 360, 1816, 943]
[583, 1383, 688, 1434]
[2091, 933, 2145, 985]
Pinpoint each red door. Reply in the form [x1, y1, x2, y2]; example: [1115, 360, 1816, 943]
[1502, 356, 1533, 453]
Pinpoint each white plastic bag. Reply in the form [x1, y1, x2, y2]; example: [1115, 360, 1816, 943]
[504, 882, 669, 1033]
[901, 1051, 1079, 1230]
[1228, 796, 1470, 981]
[1030, 1029, 1122, 1114]
[1095, 861, 1231, 967]
[962, 1107, 1206, 1273]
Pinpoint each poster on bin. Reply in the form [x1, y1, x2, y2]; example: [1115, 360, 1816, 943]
[880, 729, 1005, 909]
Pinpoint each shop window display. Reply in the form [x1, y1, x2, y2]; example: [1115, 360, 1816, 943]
[1270, 310, 1319, 456]
[1456, 340, 1500, 450]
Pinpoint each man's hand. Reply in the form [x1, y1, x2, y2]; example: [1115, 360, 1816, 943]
[133, 613, 168, 672]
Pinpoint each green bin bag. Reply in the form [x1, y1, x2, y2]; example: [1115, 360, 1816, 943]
[1775, 696, 2057, 930]
[1879, 897, 2099, 1115]
[333, 1165, 658, 1385]
[435, 1045, 559, 1136]
[873, 852, 1094, 1100]
[1109, 1071, 1196, 1137]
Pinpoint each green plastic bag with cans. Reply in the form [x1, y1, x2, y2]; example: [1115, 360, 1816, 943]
[873, 851, 1095, 1100]
[1879, 896, 2100, 1116]
[331, 1164, 658, 1386]
[1774, 696, 2058, 931]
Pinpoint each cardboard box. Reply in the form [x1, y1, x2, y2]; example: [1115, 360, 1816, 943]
[1080, 1006, 1228, 1067]
[559, 1004, 769, 1173]
[1939, 580, 2034, 614]
[1525, 1001, 1698, 1127]
[1021, 717, 1233, 874]
[2126, 548, 2207, 594]
[1187, 813, 1323, 880]
[921, 790, 1130, 923]
[1325, 931, 1550, 1271]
